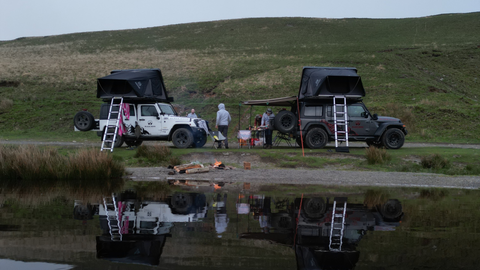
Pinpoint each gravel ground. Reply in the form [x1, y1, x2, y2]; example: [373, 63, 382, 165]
[126, 143, 480, 189]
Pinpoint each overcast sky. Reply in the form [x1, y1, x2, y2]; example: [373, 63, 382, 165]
[1, 0, 479, 41]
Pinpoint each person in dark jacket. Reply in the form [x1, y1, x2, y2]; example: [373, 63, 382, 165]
[215, 103, 231, 149]
[261, 108, 275, 149]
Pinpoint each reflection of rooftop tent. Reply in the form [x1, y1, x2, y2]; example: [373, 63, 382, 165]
[96, 69, 174, 103]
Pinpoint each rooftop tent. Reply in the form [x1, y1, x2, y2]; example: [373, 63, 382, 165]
[298, 67, 365, 99]
[97, 69, 172, 102]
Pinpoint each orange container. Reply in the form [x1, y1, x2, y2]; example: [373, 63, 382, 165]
[243, 162, 251, 170]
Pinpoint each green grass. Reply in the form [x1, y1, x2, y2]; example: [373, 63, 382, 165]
[1, 13, 480, 144]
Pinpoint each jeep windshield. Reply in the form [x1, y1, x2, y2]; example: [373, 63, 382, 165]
[157, 103, 176, 115]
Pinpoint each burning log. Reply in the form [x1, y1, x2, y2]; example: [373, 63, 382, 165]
[186, 167, 211, 174]
[174, 163, 203, 172]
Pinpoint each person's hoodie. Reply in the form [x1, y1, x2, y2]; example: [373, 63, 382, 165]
[216, 103, 231, 126]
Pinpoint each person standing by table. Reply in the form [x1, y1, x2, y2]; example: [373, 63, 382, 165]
[261, 108, 275, 149]
[215, 103, 231, 149]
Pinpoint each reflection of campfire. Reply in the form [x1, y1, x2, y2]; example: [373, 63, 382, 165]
[213, 159, 225, 169]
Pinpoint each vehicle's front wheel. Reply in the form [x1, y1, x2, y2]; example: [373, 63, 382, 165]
[74, 111, 95, 131]
[382, 128, 405, 149]
[171, 193, 193, 214]
[304, 128, 328, 149]
[172, 128, 194, 148]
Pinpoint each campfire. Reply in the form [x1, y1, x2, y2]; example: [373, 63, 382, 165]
[213, 159, 225, 169]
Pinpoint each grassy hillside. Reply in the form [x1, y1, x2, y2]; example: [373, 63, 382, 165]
[0, 12, 479, 143]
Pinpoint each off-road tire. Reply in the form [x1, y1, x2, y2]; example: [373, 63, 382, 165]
[103, 129, 124, 148]
[74, 111, 95, 131]
[382, 128, 405, 149]
[172, 128, 194, 149]
[303, 197, 326, 218]
[305, 128, 328, 149]
[274, 110, 297, 134]
[379, 199, 403, 220]
[171, 193, 193, 214]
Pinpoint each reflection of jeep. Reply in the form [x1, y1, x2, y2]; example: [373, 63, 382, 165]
[246, 67, 408, 150]
[73, 69, 207, 149]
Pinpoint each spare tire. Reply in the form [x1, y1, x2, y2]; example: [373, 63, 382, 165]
[74, 111, 95, 131]
[379, 199, 403, 220]
[274, 110, 297, 133]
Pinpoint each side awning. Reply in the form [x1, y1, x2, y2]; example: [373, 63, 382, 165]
[242, 96, 297, 107]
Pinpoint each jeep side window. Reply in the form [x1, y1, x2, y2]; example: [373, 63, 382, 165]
[304, 105, 323, 117]
[327, 106, 344, 117]
[141, 105, 158, 117]
[129, 104, 135, 116]
[157, 103, 176, 115]
[347, 105, 366, 117]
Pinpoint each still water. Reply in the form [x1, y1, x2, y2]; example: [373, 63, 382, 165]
[1, 180, 479, 270]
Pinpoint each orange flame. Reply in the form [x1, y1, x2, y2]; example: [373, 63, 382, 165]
[213, 159, 222, 167]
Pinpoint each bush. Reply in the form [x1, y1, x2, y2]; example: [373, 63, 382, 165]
[365, 146, 391, 165]
[134, 144, 172, 163]
[0, 145, 125, 190]
[420, 154, 450, 169]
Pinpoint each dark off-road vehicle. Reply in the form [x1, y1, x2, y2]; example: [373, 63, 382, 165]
[245, 67, 408, 150]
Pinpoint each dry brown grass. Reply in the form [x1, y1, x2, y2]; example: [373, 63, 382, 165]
[0, 43, 201, 85]
[0, 98, 13, 112]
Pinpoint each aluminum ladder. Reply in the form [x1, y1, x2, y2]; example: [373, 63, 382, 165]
[329, 197, 347, 251]
[101, 97, 123, 152]
[333, 96, 349, 153]
[103, 194, 123, 241]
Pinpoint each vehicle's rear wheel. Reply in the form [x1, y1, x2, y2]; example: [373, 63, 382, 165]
[102, 128, 124, 148]
[379, 199, 403, 220]
[74, 111, 95, 131]
[274, 110, 297, 133]
[172, 128, 194, 148]
[303, 197, 326, 218]
[304, 128, 328, 149]
[382, 128, 405, 149]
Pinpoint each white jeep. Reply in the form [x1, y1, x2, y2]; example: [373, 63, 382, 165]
[73, 68, 208, 148]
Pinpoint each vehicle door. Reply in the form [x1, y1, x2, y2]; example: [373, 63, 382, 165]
[137, 104, 162, 136]
[121, 104, 137, 135]
[347, 104, 378, 136]
[156, 103, 177, 136]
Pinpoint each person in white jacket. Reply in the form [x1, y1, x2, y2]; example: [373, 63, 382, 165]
[215, 103, 231, 149]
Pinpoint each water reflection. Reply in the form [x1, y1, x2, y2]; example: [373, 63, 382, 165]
[1, 182, 480, 269]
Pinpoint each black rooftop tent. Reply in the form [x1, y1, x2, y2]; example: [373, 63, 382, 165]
[298, 67, 365, 99]
[97, 69, 172, 102]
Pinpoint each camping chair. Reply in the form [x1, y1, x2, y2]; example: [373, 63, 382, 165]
[273, 132, 293, 147]
[209, 131, 226, 149]
[237, 130, 252, 149]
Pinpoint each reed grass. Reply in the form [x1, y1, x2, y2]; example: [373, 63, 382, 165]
[420, 154, 450, 169]
[134, 144, 172, 163]
[0, 145, 125, 190]
[365, 146, 391, 165]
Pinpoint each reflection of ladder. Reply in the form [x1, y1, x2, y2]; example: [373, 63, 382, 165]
[329, 197, 347, 251]
[333, 96, 349, 153]
[101, 97, 123, 152]
[103, 194, 123, 241]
